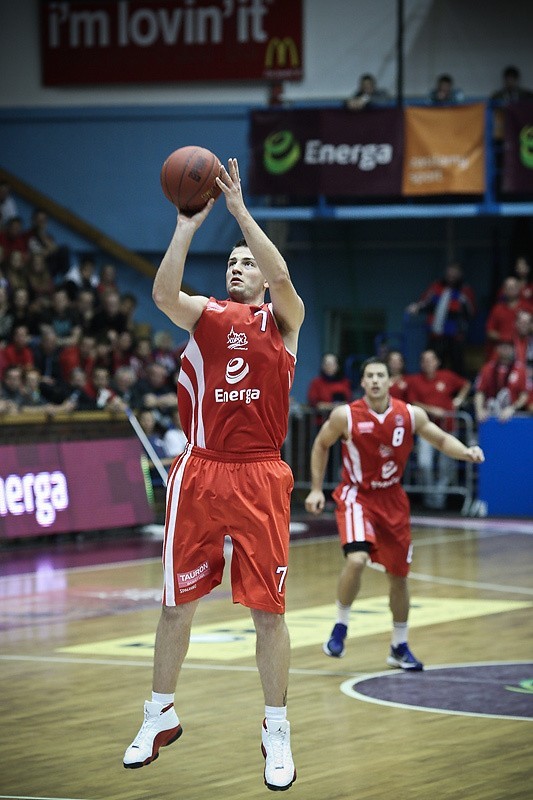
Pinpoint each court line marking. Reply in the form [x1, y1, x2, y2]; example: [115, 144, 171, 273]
[0, 653, 355, 677]
[0, 796, 88, 800]
[340, 660, 533, 722]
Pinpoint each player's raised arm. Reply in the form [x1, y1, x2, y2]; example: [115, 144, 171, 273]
[152, 202, 215, 332]
[216, 159, 305, 350]
[412, 405, 485, 462]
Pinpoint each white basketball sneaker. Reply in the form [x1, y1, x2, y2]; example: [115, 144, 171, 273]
[261, 718, 296, 791]
[123, 701, 182, 768]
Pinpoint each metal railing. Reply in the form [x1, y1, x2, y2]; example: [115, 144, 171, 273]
[282, 406, 478, 515]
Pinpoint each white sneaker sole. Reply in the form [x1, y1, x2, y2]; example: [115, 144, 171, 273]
[322, 641, 345, 658]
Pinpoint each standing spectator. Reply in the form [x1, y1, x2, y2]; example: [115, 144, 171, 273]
[2, 324, 34, 375]
[408, 349, 471, 509]
[346, 73, 389, 110]
[386, 350, 410, 402]
[491, 65, 533, 104]
[428, 74, 464, 105]
[307, 353, 352, 416]
[474, 341, 528, 423]
[27, 208, 71, 277]
[406, 263, 476, 376]
[486, 276, 533, 355]
[0, 181, 19, 228]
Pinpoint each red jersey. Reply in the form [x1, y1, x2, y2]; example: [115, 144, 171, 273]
[177, 298, 295, 453]
[486, 300, 533, 343]
[407, 369, 467, 412]
[388, 375, 410, 402]
[339, 397, 415, 492]
[307, 375, 352, 407]
[476, 360, 527, 402]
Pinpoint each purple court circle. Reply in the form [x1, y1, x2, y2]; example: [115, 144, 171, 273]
[340, 661, 533, 720]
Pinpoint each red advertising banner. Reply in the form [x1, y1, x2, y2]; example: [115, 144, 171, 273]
[249, 108, 404, 197]
[0, 438, 154, 539]
[402, 104, 485, 196]
[40, 0, 303, 85]
[502, 101, 533, 193]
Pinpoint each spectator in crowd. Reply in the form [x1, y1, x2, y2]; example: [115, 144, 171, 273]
[508, 255, 533, 303]
[345, 73, 390, 110]
[513, 310, 533, 381]
[120, 291, 138, 332]
[2, 324, 34, 375]
[406, 263, 476, 376]
[89, 365, 121, 410]
[32, 326, 67, 400]
[111, 365, 144, 411]
[0, 217, 29, 263]
[27, 208, 71, 277]
[96, 262, 119, 297]
[386, 350, 410, 402]
[64, 254, 100, 300]
[0, 284, 14, 344]
[138, 361, 177, 429]
[92, 335, 114, 372]
[58, 333, 96, 384]
[58, 366, 97, 411]
[130, 336, 154, 380]
[0, 181, 19, 228]
[75, 289, 97, 334]
[491, 65, 533, 104]
[1, 365, 25, 411]
[40, 287, 82, 346]
[111, 329, 135, 372]
[19, 367, 59, 414]
[27, 252, 55, 307]
[90, 288, 128, 341]
[486, 276, 533, 355]
[428, 74, 464, 105]
[474, 341, 528, 423]
[307, 353, 352, 416]
[153, 329, 181, 375]
[408, 349, 471, 509]
[163, 407, 188, 458]
[5, 249, 30, 294]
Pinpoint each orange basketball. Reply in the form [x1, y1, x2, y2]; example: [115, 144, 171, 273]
[160, 145, 222, 213]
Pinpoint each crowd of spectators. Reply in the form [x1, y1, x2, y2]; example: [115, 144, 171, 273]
[0, 186, 187, 462]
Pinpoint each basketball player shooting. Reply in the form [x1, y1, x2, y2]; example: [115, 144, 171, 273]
[123, 158, 304, 792]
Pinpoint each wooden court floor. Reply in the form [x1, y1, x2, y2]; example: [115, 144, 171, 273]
[1, 514, 532, 800]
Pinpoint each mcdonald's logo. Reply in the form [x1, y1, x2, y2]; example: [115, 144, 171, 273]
[265, 37, 299, 69]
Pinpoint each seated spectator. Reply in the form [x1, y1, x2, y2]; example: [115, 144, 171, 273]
[153, 330, 181, 375]
[76, 289, 97, 334]
[163, 407, 188, 458]
[513, 310, 533, 381]
[0, 181, 19, 229]
[386, 350, 410, 401]
[5, 249, 30, 294]
[406, 262, 476, 376]
[0, 217, 29, 264]
[89, 365, 120, 410]
[59, 333, 96, 384]
[408, 349, 471, 509]
[93, 334, 114, 372]
[120, 292, 138, 332]
[96, 262, 119, 298]
[90, 288, 128, 342]
[9, 287, 33, 330]
[130, 336, 154, 380]
[428, 74, 464, 105]
[474, 341, 528, 423]
[112, 365, 144, 411]
[19, 367, 59, 415]
[0, 284, 14, 345]
[491, 65, 533, 104]
[137, 362, 177, 429]
[345, 73, 390, 111]
[27, 252, 55, 307]
[39, 287, 82, 346]
[1, 365, 25, 411]
[57, 366, 97, 412]
[486, 276, 533, 355]
[2, 324, 34, 375]
[307, 353, 352, 416]
[32, 326, 67, 401]
[27, 208, 71, 277]
[111, 329, 135, 372]
[64, 254, 99, 300]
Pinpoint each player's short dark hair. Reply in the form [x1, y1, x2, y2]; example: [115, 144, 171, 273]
[232, 238, 248, 249]
[360, 356, 390, 377]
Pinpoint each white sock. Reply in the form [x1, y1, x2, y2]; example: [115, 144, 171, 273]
[152, 691, 175, 706]
[265, 705, 287, 727]
[336, 600, 351, 626]
[392, 622, 408, 647]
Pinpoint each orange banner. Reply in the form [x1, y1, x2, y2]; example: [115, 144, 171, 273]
[402, 104, 485, 195]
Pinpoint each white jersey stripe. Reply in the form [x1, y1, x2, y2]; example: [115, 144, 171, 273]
[178, 369, 197, 445]
[183, 336, 207, 448]
[345, 438, 363, 484]
[163, 447, 192, 605]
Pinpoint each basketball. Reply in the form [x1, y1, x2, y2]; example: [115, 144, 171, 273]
[160, 145, 222, 213]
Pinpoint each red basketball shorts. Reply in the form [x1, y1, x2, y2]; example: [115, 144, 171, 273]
[162, 445, 294, 613]
[332, 483, 412, 577]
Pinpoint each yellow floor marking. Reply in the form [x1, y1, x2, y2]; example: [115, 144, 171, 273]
[58, 597, 531, 661]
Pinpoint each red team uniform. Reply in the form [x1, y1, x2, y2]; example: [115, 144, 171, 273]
[164, 298, 295, 613]
[333, 397, 415, 577]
